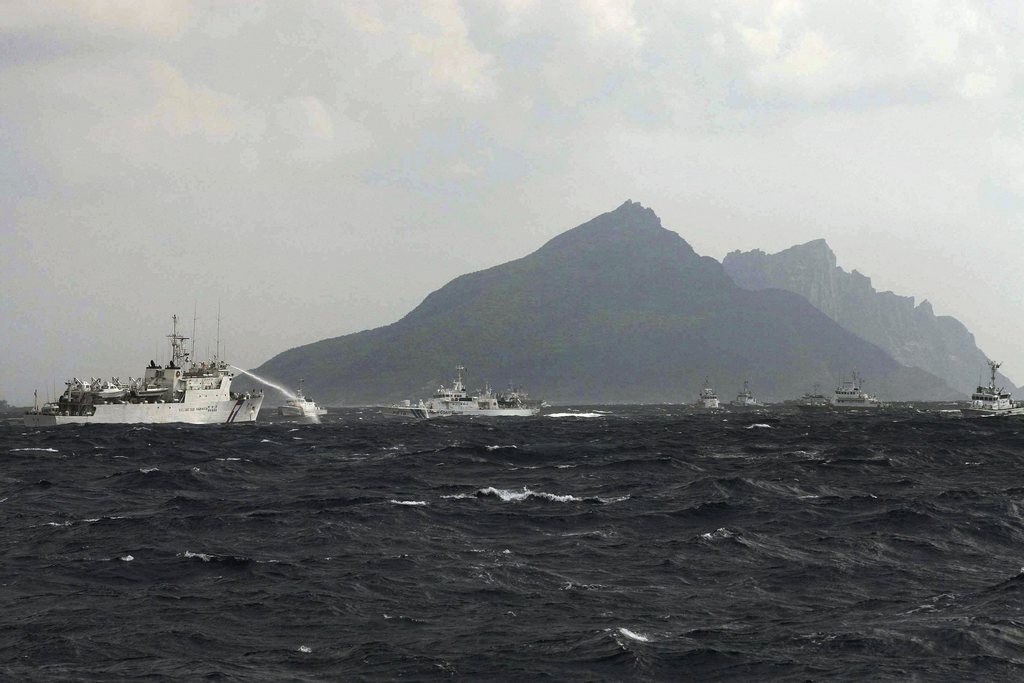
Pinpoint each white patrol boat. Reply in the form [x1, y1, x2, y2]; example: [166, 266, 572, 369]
[730, 380, 764, 408]
[387, 366, 540, 418]
[961, 361, 1024, 418]
[278, 379, 327, 423]
[696, 378, 720, 409]
[831, 373, 882, 410]
[24, 316, 263, 426]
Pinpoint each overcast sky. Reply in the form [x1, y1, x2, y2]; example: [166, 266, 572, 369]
[3, 0, 1023, 403]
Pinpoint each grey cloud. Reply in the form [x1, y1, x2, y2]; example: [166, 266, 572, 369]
[1, 1, 1022, 403]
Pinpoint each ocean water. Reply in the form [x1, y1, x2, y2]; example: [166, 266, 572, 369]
[3, 407, 1024, 680]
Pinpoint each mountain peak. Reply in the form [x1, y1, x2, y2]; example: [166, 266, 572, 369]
[537, 201, 698, 260]
[780, 238, 837, 267]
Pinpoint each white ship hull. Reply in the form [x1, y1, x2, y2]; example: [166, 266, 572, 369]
[278, 405, 327, 417]
[25, 395, 263, 427]
[386, 404, 539, 419]
[960, 406, 1024, 418]
[277, 404, 326, 423]
[832, 401, 883, 410]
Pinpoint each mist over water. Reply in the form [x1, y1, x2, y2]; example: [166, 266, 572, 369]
[230, 366, 297, 400]
[4, 407, 1024, 679]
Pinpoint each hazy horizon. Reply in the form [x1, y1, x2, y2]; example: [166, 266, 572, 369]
[3, 1, 1023, 404]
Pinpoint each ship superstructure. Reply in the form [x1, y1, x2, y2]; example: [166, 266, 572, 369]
[961, 361, 1023, 417]
[25, 315, 263, 426]
[387, 366, 540, 418]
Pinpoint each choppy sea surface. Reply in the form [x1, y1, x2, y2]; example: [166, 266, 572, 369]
[3, 406, 1024, 680]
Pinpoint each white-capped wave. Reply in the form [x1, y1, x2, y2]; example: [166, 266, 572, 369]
[485, 444, 518, 451]
[746, 423, 773, 429]
[701, 527, 735, 541]
[183, 550, 212, 562]
[546, 412, 605, 418]
[445, 487, 629, 504]
[298, 645, 312, 653]
[479, 486, 581, 503]
[139, 467, 159, 473]
[600, 495, 631, 503]
[120, 554, 134, 562]
[10, 447, 59, 452]
[390, 499, 428, 506]
[617, 627, 650, 642]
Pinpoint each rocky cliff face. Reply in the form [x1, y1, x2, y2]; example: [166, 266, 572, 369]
[254, 202, 957, 404]
[723, 240, 1012, 396]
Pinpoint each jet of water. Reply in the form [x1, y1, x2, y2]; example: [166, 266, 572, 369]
[230, 366, 298, 400]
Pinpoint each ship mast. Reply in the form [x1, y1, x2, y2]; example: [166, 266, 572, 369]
[167, 314, 190, 367]
[190, 302, 198, 362]
[989, 360, 1001, 391]
[215, 301, 221, 364]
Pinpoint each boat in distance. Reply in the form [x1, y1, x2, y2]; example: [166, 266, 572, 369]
[830, 373, 883, 410]
[789, 375, 882, 412]
[960, 361, 1024, 418]
[694, 378, 721, 409]
[278, 379, 327, 423]
[386, 366, 540, 418]
[787, 384, 831, 411]
[24, 316, 263, 426]
[730, 380, 764, 408]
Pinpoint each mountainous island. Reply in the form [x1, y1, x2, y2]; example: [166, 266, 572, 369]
[722, 240, 1015, 396]
[254, 201, 961, 405]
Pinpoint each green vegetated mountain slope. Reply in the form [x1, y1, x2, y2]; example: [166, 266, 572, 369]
[255, 201, 957, 404]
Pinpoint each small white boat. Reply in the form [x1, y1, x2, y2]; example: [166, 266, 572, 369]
[90, 379, 127, 401]
[278, 380, 327, 423]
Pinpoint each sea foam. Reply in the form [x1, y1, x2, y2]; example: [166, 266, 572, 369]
[617, 627, 650, 642]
